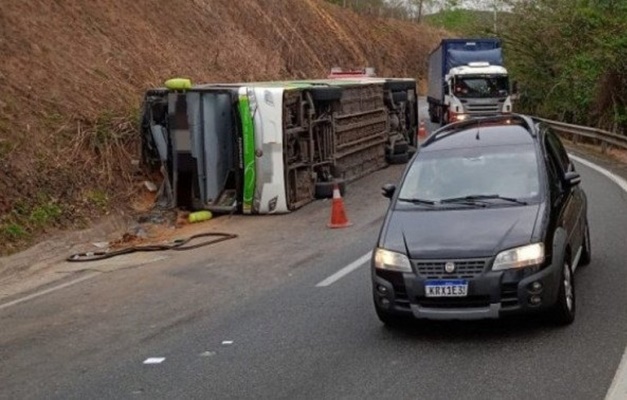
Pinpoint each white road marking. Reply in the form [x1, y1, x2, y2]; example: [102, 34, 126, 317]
[221, 340, 233, 345]
[607, 349, 627, 400]
[143, 357, 165, 364]
[315, 251, 372, 287]
[570, 154, 627, 193]
[0, 272, 99, 311]
[568, 154, 627, 400]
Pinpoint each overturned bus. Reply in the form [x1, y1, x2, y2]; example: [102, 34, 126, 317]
[140, 76, 418, 214]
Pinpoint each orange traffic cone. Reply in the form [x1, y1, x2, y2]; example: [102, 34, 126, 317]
[328, 183, 352, 229]
[418, 119, 427, 140]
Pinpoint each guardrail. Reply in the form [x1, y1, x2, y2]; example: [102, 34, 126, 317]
[535, 117, 627, 154]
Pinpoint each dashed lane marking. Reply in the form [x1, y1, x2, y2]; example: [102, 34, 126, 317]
[315, 251, 372, 287]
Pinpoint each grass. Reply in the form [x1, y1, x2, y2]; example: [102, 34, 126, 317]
[86, 189, 109, 211]
[1, 223, 28, 241]
[28, 202, 63, 227]
[423, 9, 504, 35]
[0, 195, 65, 255]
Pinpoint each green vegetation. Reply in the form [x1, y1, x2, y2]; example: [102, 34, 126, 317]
[327, 0, 626, 133]
[1, 223, 28, 241]
[86, 189, 109, 211]
[423, 9, 497, 34]
[28, 202, 63, 228]
[500, 0, 626, 133]
[421, 1, 626, 134]
[0, 195, 65, 255]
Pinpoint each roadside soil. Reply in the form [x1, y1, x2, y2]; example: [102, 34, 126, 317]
[0, 163, 405, 304]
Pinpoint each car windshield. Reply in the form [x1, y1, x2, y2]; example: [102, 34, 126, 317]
[453, 75, 509, 98]
[397, 145, 541, 205]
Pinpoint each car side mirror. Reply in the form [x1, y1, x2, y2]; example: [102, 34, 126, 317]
[564, 171, 581, 187]
[382, 184, 396, 199]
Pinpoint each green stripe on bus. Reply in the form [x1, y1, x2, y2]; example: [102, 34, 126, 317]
[238, 94, 256, 214]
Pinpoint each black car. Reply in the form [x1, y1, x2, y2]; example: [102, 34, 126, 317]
[372, 114, 591, 326]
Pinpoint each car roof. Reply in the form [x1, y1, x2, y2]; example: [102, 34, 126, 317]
[421, 115, 539, 152]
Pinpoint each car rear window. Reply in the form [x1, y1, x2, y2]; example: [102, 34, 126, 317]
[398, 144, 541, 203]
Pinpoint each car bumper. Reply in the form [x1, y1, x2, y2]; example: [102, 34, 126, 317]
[372, 257, 562, 321]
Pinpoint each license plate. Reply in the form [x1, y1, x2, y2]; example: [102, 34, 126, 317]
[425, 279, 468, 297]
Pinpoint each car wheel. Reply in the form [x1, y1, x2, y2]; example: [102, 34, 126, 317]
[550, 258, 576, 325]
[580, 222, 591, 266]
[374, 299, 409, 328]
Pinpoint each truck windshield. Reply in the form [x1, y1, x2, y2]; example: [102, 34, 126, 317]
[453, 76, 509, 99]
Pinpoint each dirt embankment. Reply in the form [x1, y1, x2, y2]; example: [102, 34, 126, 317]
[0, 0, 447, 254]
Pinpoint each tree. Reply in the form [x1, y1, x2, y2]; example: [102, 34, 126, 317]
[500, 0, 627, 133]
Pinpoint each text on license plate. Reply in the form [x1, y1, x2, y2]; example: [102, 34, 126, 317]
[425, 279, 468, 297]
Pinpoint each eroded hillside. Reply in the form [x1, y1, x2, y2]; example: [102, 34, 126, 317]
[0, 0, 447, 253]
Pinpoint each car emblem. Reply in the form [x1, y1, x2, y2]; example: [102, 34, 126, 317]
[444, 262, 456, 273]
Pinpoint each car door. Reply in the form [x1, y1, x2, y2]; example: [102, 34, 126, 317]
[544, 129, 585, 258]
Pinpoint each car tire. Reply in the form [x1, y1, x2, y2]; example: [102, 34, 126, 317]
[550, 257, 576, 325]
[314, 180, 346, 199]
[374, 300, 409, 328]
[579, 222, 591, 266]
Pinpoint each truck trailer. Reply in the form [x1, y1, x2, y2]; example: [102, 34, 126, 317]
[427, 38, 516, 125]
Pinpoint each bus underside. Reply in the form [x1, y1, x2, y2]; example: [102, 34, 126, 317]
[140, 78, 417, 214]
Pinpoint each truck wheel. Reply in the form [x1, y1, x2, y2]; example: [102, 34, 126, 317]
[314, 179, 346, 199]
[441, 110, 450, 126]
[309, 86, 342, 102]
[428, 104, 439, 123]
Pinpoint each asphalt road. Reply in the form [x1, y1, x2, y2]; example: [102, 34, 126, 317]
[1, 102, 627, 400]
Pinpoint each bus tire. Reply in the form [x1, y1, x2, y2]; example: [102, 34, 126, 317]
[384, 80, 416, 92]
[388, 152, 409, 165]
[392, 91, 407, 103]
[309, 86, 343, 102]
[315, 179, 347, 199]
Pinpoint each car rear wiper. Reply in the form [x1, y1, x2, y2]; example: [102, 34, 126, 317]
[440, 194, 528, 205]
